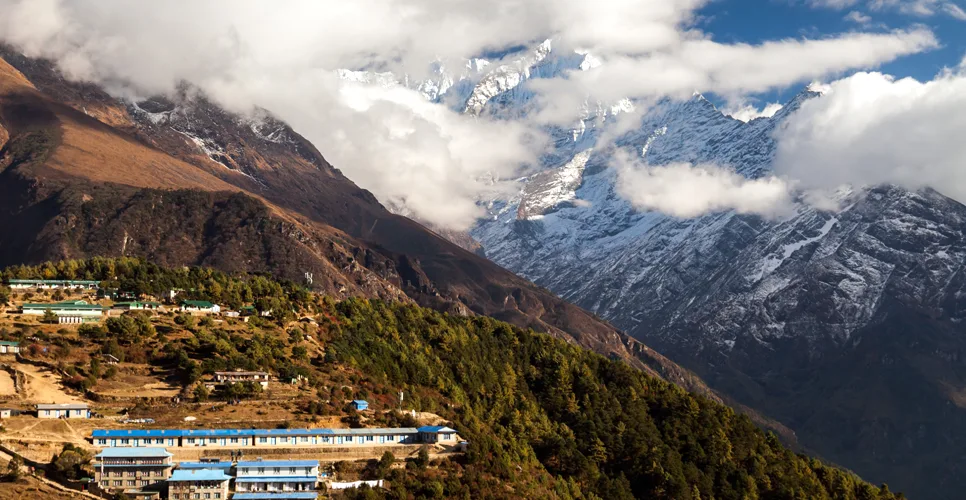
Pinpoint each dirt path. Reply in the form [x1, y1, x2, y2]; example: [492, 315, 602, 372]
[0, 370, 16, 396]
[16, 363, 79, 404]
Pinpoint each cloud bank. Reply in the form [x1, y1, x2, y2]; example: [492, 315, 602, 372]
[774, 67, 966, 202]
[0, 0, 948, 227]
[613, 151, 792, 218]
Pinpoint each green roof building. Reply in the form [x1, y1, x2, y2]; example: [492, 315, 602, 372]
[7, 279, 99, 290]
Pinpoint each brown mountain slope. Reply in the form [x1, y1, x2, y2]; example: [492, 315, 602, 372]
[0, 50, 814, 449]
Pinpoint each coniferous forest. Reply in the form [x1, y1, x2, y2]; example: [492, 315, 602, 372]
[0, 259, 902, 499]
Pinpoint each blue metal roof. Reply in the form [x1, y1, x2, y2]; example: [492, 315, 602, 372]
[352, 400, 368, 404]
[177, 461, 233, 469]
[169, 469, 231, 482]
[95, 447, 172, 458]
[236, 460, 318, 468]
[232, 494, 318, 500]
[93, 429, 182, 438]
[182, 429, 253, 437]
[235, 476, 317, 483]
[417, 426, 456, 433]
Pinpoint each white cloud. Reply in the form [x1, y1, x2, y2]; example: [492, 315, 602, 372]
[613, 150, 793, 218]
[844, 10, 874, 24]
[774, 67, 966, 204]
[943, 2, 966, 19]
[725, 102, 784, 122]
[869, 0, 966, 19]
[0, 0, 944, 225]
[809, 0, 861, 9]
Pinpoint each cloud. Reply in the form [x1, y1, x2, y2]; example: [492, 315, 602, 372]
[774, 66, 966, 204]
[844, 10, 874, 24]
[868, 0, 966, 19]
[809, 0, 861, 9]
[0, 0, 944, 226]
[724, 102, 784, 122]
[529, 28, 937, 123]
[613, 150, 793, 218]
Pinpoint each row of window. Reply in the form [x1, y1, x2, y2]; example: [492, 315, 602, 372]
[238, 467, 314, 475]
[102, 480, 151, 487]
[101, 470, 165, 477]
[99, 434, 404, 446]
[171, 494, 222, 499]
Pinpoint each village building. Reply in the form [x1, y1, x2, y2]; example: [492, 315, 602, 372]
[102, 354, 120, 365]
[234, 459, 319, 494]
[0, 340, 20, 354]
[168, 469, 232, 500]
[99, 288, 138, 301]
[213, 370, 271, 389]
[94, 447, 173, 492]
[92, 429, 183, 448]
[176, 460, 233, 471]
[37, 403, 90, 419]
[180, 300, 221, 314]
[350, 400, 369, 411]
[6, 279, 99, 290]
[113, 301, 163, 312]
[0, 408, 21, 418]
[233, 493, 319, 500]
[21, 300, 105, 322]
[417, 426, 460, 444]
[92, 427, 424, 448]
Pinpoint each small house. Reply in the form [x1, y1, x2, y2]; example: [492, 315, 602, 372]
[0, 340, 20, 354]
[114, 301, 162, 312]
[417, 426, 459, 444]
[214, 370, 271, 388]
[350, 400, 369, 411]
[180, 300, 221, 314]
[0, 408, 20, 419]
[37, 403, 91, 419]
[102, 354, 120, 365]
[240, 306, 256, 317]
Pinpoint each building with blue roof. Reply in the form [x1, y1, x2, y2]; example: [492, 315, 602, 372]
[93, 448, 173, 493]
[350, 400, 368, 411]
[235, 458, 318, 495]
[169, 469, 231, 500]
[177, 460, 233, 470]
[417, 426, 459, 444]
[90, 425, 438, 449]
[232, 494, 318, 500]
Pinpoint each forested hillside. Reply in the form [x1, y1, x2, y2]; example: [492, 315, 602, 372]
[0, 259, 902, 499]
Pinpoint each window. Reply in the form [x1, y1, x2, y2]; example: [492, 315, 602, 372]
[366, 436, 374, 442]
[156, 438, 164, 444]
[44, 410, 50, 416]
[98, 439, 107, 445]
[259, 437, 267, 443]
[304, 468, 312, 475]
[300, 436, 308, 443]
[209, 438, 217, 444]
[121, 439, 129, 445]
[215, 494, 221, 499]
[204, 494, 211, 499]
[273, 467, 281, 474]
[193, 494, 201, 500]
[113, 480, 122, 486]
[230, 438, 239, 444]
[188, 438, 196, 444]
[127, 480, 136, 486]
[258, 467, 265, 474]
[140, 480, 149, 486]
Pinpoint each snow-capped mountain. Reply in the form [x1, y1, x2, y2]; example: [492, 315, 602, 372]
[340, 41, 966, 499]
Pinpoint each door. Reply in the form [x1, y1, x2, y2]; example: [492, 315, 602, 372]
[111, 439, 117, 447]
[271, 437, 277, 446]
[336, 436, 343, 445]
[379, 435, 385, 444]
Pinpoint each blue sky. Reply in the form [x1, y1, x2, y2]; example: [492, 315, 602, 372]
[699, 0, 966, 106]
